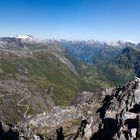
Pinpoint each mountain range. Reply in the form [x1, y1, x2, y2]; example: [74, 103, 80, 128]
[0, 36, 139, 121]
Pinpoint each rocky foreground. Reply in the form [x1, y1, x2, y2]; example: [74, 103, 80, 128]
[0, 77, 140, 140]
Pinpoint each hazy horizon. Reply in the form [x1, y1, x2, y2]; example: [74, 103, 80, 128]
[0, 35, 138, 44]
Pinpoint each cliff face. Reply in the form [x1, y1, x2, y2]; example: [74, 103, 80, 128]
[0, 78, 140, 140]
[91, 77, 140, 140]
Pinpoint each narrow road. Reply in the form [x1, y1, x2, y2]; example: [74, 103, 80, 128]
[0, 83, 32, 119]
[17, 88, 32, 119]
[0, 94, 16, 98]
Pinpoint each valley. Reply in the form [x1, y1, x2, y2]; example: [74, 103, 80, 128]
[0, 36, 139, 140]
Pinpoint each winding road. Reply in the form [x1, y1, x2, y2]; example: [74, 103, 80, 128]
[0, 83, 32, 119]
[17, 88, 32, 119]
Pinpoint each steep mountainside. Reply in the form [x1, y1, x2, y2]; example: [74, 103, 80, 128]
[114, 47, 140, 77]
[60, 41, 137, 89]
[78, 47, 140, 89]
[0, 37, 89, 122]
[76, 62, 135, 89]
[60, 40, 136, 64]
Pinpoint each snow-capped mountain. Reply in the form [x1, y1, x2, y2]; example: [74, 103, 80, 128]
[15, 35, 33, 39]
[15, 35, 40, 42]
[105, 40, 136, 48]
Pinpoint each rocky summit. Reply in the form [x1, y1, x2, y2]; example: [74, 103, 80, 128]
[0, 77, 139, 140]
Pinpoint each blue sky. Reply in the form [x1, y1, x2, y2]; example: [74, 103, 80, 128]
[0, 0, 140, 42]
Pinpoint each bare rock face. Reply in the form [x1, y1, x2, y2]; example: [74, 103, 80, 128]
[1, 77, 140, 140]
[70, 91, 101, 106]
[91, 77, 140, 140]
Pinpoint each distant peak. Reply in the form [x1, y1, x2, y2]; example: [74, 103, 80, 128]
[117, 40, 136, 45]
[15, 35, 34, 39]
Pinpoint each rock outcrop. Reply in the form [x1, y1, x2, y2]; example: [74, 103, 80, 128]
[91, 77, 140, 140]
